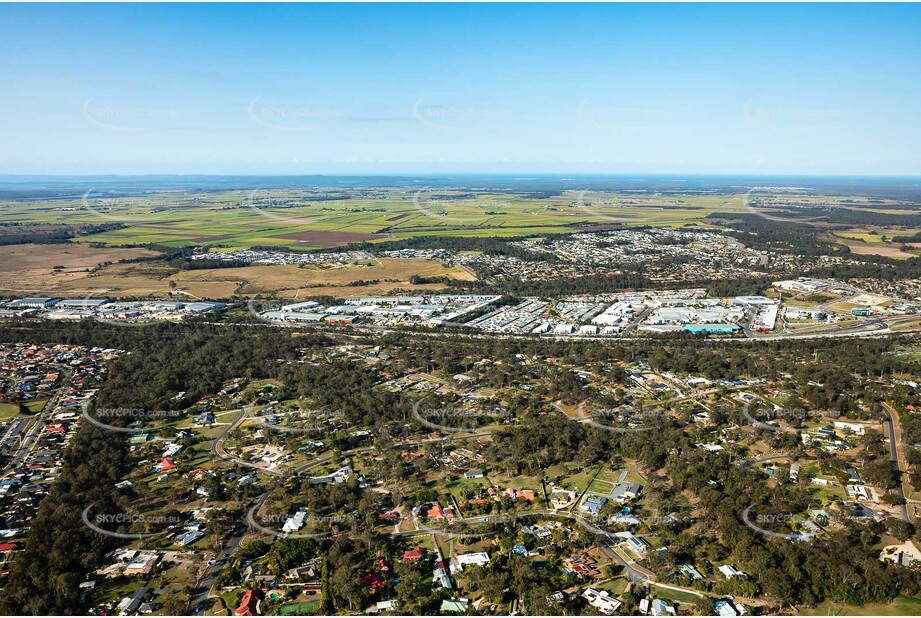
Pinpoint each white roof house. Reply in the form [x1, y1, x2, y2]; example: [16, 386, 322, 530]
[582, 588, 622, 615]
[451, 552, 490, 573]
[718, 564, 745, 579]
[282, 510, 308, 533]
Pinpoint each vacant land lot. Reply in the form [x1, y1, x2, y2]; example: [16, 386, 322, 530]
[0, 243, 161, 295]
[829, 230, 921, 259]
[26, 258, 473, 300]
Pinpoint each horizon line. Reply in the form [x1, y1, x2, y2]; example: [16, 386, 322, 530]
[1, 172, 920, 180]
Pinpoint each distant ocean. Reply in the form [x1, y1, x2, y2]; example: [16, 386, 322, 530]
[0, 174, 918, 200]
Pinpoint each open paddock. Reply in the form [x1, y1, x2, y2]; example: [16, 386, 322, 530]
[25, 257, 475, 299]
[0, 243, 162, 295]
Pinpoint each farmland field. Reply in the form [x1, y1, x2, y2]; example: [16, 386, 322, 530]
[3, 186, 920, 301]
[3, 187, 919, 254]
[828, 228, 921, 259]
[0, 189, 758, 250]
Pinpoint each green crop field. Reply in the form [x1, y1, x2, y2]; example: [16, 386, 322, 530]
[0, 189, 751, 251]
[3, 188, 912, 257]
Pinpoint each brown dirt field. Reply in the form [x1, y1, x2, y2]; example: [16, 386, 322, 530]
[845, 244, 917, 258]
[230, 258, 474, 293]
[0, 243, 162, 295]
[35, 257, 475, 300]
[51, 263, 234, 299]
[273, 230, 388, 246]
[888, 318, 921, 332]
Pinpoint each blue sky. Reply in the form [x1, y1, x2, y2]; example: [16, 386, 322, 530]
[1, 3, 919, 176]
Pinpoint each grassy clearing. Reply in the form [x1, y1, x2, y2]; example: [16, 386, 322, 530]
[21, 258, 472, 300]
[0, 244, 162, 296]
[24, 400, 46, 413]
[827, 232, 920, 259]
[0, 402, 21, 421]
[651, 587, 701, 604]
[888, 318, 921, 332]
[803, 596, 921, 616]
[587, 477, 615, 495]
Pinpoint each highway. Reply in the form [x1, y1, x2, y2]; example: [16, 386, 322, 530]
[753, 317, 889, 341]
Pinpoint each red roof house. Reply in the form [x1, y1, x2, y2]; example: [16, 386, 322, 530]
[359, 570, 385, 592]
[155, 457, 177, 472]
[234, 589, 262, 616]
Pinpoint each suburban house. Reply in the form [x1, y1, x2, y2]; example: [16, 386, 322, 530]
[234, 589, 263, 616]
[611, 481, 643, 503]
[581, 496, 608, 516]
[718, 564, 746, 579]
[614, 531, 650, 555]
[582, 588, 622, 615]
[451, 552, 490, 573]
